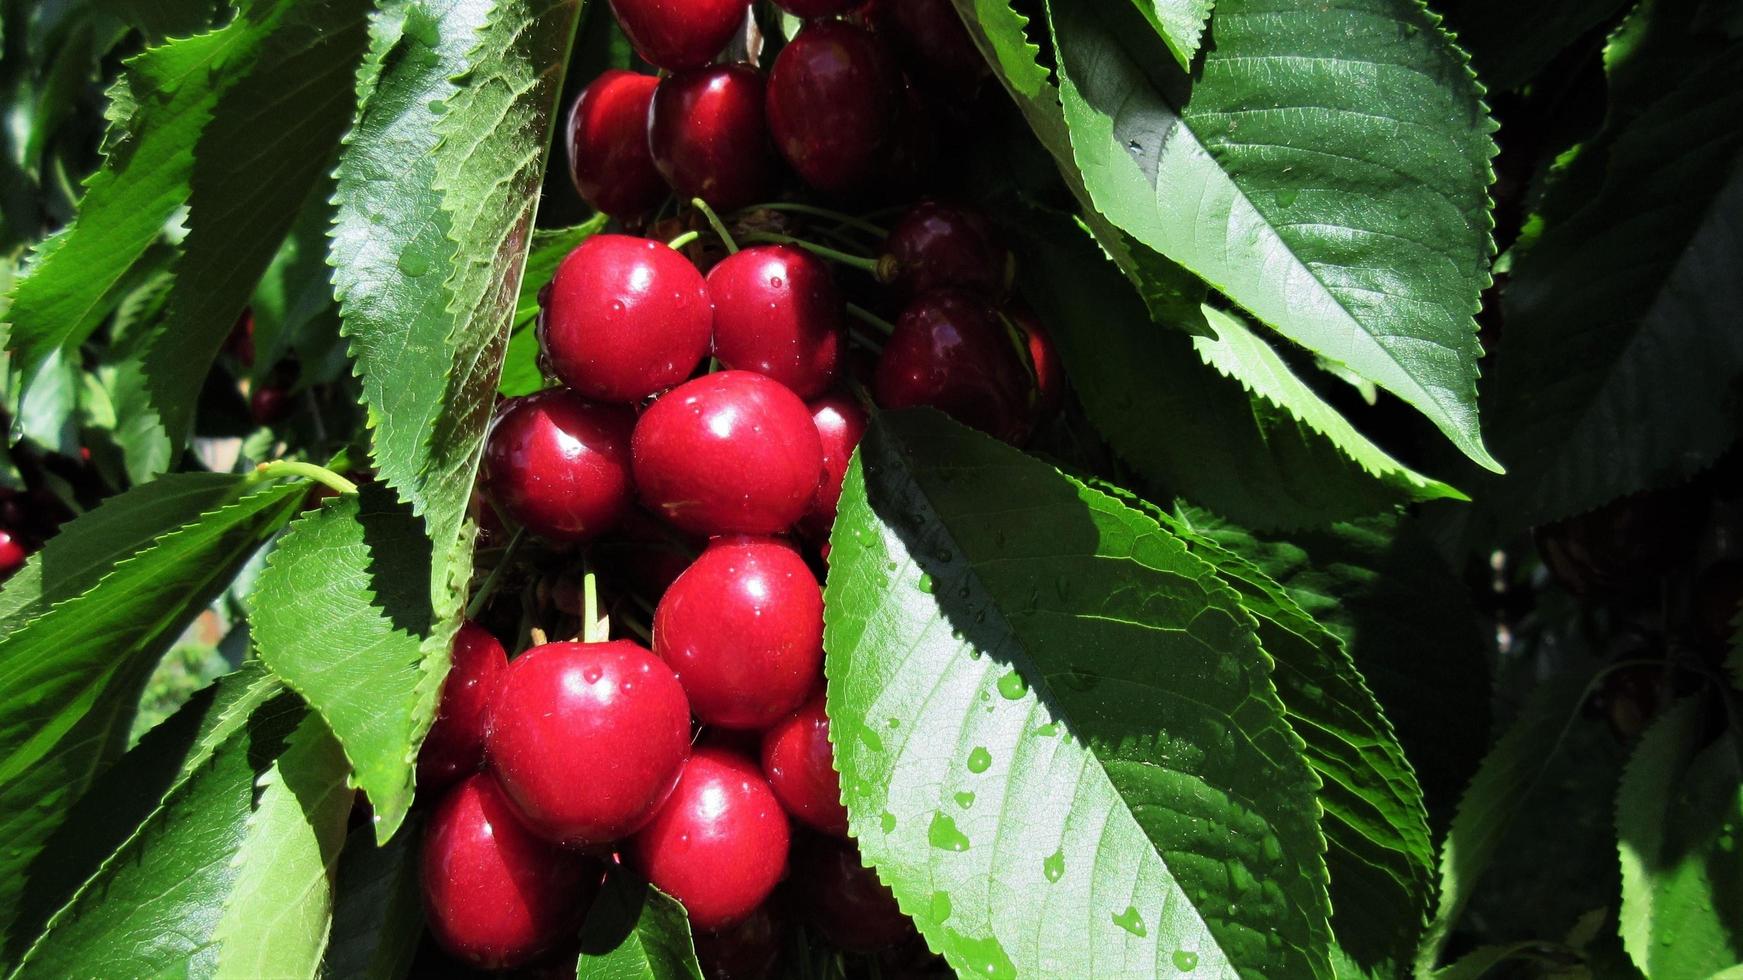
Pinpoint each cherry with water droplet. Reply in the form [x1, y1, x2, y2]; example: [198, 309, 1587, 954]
[760, 689, 847, 834]
[766, 20, 904, 194]
[707, 244, 844, 398]
[483, 388, 635, 542]
[567, 70, 666, 219]
[417, 621, 509, 794]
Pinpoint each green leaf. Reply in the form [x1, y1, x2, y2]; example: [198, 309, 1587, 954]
[324, 822, 425, 980]
[1129, 0, 1213, 70]
[1047, 0, 1501, 472]
[1429, 941, 1570, 980]
[251, 487, 439, 841]
[1481, 4, 1743, 529]
[0, 474, 306, 956]
[500, 217, 607, 398]
[1616, 696, 1743, 977]
[1440, 0, 1632, 91]
[825, 410, 1331, 979]
[577, 871, 706, 980]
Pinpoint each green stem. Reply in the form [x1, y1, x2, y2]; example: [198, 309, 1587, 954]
[736, 201, 887, 237]
[737, 232, 878, 273]
[691, 198, 739, 254]
[582, 570, 607, 643]
[253, 460, 357, 495]
[666, 229, 702, 251]
[465, 526, 526, 621]
[845, 302, 895, 335]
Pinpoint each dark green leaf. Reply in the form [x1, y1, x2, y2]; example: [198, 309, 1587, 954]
[325, 820, 425, 980]
[577, 871, 705, 980]
[1440, 0, 1632, 91]
[501, 217, 607, 398]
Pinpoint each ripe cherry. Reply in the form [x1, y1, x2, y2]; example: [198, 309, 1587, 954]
[567, 70, 665, 219]
[649, 65, 778, 212]
[632, 370, 824, 536]
[540, 235, 712, 403]
[608, 0, 744, 71]
[799, 391, 868, 539]
[791, 834, 913, 952]
[872, 0, 990, 99]
[881, 200, 1010, 298]
[0, 528, 28, 580]
[766, 21, 903, 194]
[420, 774, 600, 969]
[418, 622, 509, 794]
[760, 691, 847, 835]
[249, 384, 292, 425]
[655, 536, 823, 729]
[773, 0, 859, 14]
[707, 245, 844, 398]
[1008, 306, 1063, 420]
[486, 640, 691, 846]
[483, 388, 635, 542]
[693, 902, 785, 979]
[873, 289, 1034, 444]
[631, 747, 791, 931]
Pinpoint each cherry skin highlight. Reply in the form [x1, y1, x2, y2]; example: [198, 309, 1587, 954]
[417, 622, 509, 794]
[707, 245, 844, 398]
[540, 235, 712, 403]
[631, 747, 791, 931]
[791, 834, 914, 952]
[420, 774, 599, 969]
[0, 528, 28, 580]
[608, 0, 744, 71]
[655, 536, 823, 729]
[882, 200, 1010, 298]
[799, 390, 869, 539]
[485, 640, 691, 846]
[632, 370, 824, 536]
[873, 289, 1034, 444]
[766, 21, 903, 194]
[1009, 305, 1063, 421]
[483, 388, 635, 542]
[760, 690, 847, 834]
[567, 70, 665, 219]
[649, 65, 778, 212]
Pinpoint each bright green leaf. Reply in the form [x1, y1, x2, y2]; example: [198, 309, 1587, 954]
[1128, 0, 1213, 70]
[577, 871, 705, 980]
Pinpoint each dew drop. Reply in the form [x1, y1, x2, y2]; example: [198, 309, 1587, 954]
[917, 573, 935, 594]
[930, 890, 953, 922]
[395, 251, 430, 276]
[996, 670, 1028, 700]
[582, 666, 602, 683]
[859, 723, 884, 753]
[1034, 721, 1060, 738]
[1043, 848, 1065, 883]
[928, 812, 971, 851]
[966, 747, 992, 773]
[887, 717, 901, 729]
[954, 790, 975, 809]
[1112, 906, 1147, 937]
[770, 275, 783, 288]
[948, 932, 1016, 980]
[880, 811, 897, 833]
[1172, 950, 1199, 971]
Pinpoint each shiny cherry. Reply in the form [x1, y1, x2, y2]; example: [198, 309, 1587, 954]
[873, 289, 1034, 443]
[773, 0, 859, 14]
[655, 536, 823, 729]
[632, 370, 824, 535]
[693, 903, 785, 979]
[0, 528, 28, 579]
[485, 640, 691, 846]
[760, 691, 847, 835]
[873, 0, 989, 98]
[707, 245, 844, 398]
[881, 200, 1010, 298]
[631, 747, 791, 931]
[418, 622, 510, 794]
[483, 388, 635, 542]
[1009, 306, 1063, 420]
[799, 390, 869, 539]
[567, 70, 665, 219]
[420, 774, 599, 969]
[608, 0, 744, 71]
[791, 834, 913, 952]
[766, 21, 903, 194]
[540, 235, 712, 402]
[649, 65, 778, 212]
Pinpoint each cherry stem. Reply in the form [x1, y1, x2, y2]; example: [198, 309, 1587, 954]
[737, 201, 887, 237]
[736, 231, 878, 273]
[691, 198, 739, 254]
[465, 525, 526, 620]
[253, 460, 357, 495]
[845, 302, 895, 335]
[582, 569, 607, 644]
[665, 229, 702, 251]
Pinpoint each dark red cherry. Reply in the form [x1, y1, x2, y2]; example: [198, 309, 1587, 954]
[420, 774, 600, 969]
[873, 289, 1034, 443]
[567, 70, 665, 219]
[649, 65, 778, 212]
[655, 536, 823, 729]
[791, 834, 913, 952]
[799, 390, 868, 539]
[225, 309, 255, 367]
[693, 903, 785, 979]
[418, 622, 510, 794]
[872, 0, 989, 98]
[707, 245, 844, 398]
[608, 0, 744, 71]
[486, 640, 691, 846]
[632, 370, 824, 535]
[881, 200, 1010, 298]
[0, 528, 28, 579]
[766, 21, 903, 194]
[632, 747, 791, 931]
[541, 235, 712, 403]
[760, 691, 847, 835]
[483, 388, 635, 542]
[1008, 306, 1063, 420]
[249, 384, 291, 425]
[773, 0, 859, 14]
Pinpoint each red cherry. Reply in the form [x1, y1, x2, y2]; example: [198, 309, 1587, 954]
[649, 65, 778, 212]
[486, 640, 691, 846]
[882, 200, 1010, 298]
[791, 834, 913, 952]
[225, 309, 255, 367]
[631, 747, 791, 931]
[483, 388, 635, 542]
[1009, 306, 1063, 420]
[693, 902, 785, 979]
[420, 774, 600, 969]
[707, 245, 844, 398]
[873, 289, 1034, 443]
[249, 384, 292, 425]
[541, 235, 712, 403]
[872, 0, 989, 98]
[632, 370, 824, 536]
[417, 622, 509, 795]
[799, 390, 868, 539]
[567, 70, 665, 219]
[773, 0, 859, 14]
[760, 691, 847, 835]
[766, 21, 903, 194]
[0, 528, 29, 579]
[607, 0, 744, 71]
[655, 536, 823, 729]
